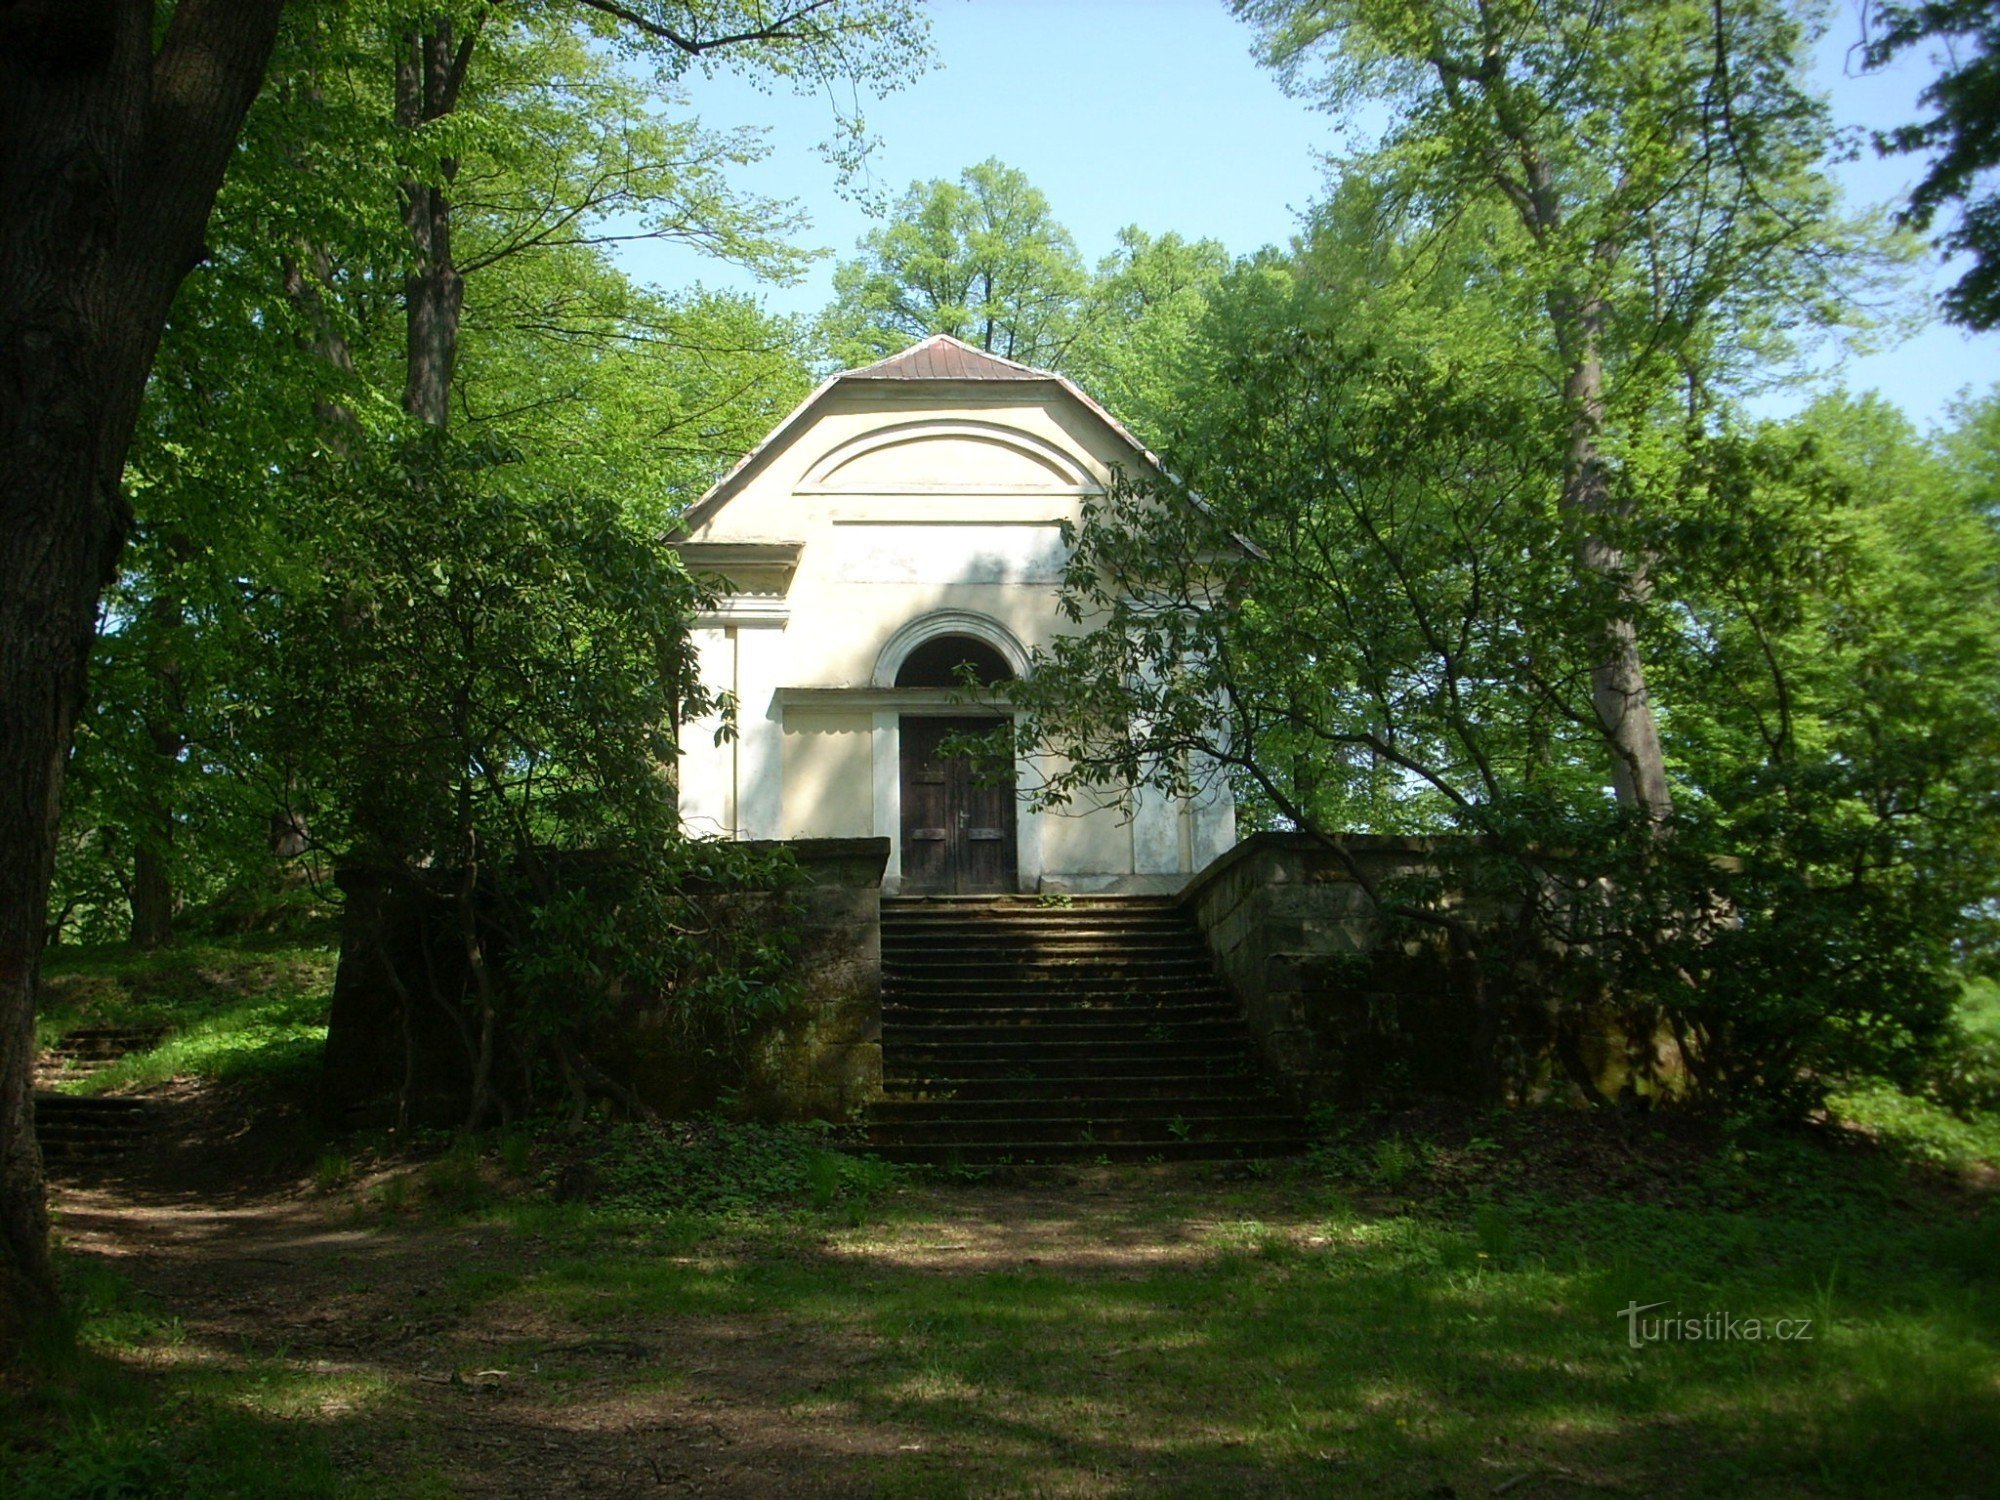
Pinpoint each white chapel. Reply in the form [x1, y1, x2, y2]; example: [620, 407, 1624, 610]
[672, 334, 1234, 895]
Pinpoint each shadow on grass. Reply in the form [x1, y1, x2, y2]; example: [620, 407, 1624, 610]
[27, 1128, 2000, 1497]
[3, 1262, 418, 1499]
[414, 1139, 2000, 1497]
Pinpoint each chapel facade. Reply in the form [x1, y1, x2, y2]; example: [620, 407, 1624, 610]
[672, 334, 1234, 895]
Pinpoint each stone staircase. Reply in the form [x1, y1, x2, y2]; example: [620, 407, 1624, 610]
[33, 1026, 164, 1166]
[866, 895, 1305, 1163]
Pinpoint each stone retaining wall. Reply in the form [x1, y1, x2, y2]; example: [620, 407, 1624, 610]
[1181, 832, 1663, 1106]
[1181, 832, 1476, 1106]
[730, 838, 886, 1120]
[322, 838, 889, 1126]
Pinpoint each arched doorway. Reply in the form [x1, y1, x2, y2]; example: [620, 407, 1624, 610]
[895, 634, 1018, 894]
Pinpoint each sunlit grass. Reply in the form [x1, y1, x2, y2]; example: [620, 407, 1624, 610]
[16, 1133, 1998, 1495]
[373, 1140, 1997, 1496]
[38, 937, 337, 1094]
[13, 936, 1999, 1495]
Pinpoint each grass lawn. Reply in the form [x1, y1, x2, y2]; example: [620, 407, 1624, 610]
[5, 941, 1997, 1496]
[36, 934, 339, 1095]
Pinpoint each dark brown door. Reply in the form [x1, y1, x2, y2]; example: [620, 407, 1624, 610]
[899, 716, 1018, 894]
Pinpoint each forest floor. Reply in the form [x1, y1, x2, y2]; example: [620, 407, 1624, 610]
[7, 940, 2000, 1496]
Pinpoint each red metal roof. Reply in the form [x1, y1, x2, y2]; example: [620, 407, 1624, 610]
[843, 333, 1048, 381]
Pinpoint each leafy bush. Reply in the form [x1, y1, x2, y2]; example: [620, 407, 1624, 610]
[591, 1119, 898, 1219]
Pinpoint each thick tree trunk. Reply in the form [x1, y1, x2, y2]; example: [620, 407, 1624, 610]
[0, 0, 282, 1362]
[1436, 30, 1676, 825]
[129, 815, 176, 949]
[1558, 303, 1673, 821]
[131, 582, 186, 949]
[396, 21, 474, 429]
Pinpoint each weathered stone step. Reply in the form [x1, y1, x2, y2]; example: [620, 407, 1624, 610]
[884, 979, 1226, 1001]
[882, 912, 1194, 929]
[892, 1033, 1255, 1061]
[884, 952, 1211, 971]
[48, 1025, 166, 1058]
[891, 1017, 1248, 1046]
[871, 1092, 1292, 1122]
[886, 951, 1212, 971]
[882, 1076, 1271, 1107]
[884, 900, 1176, 912]
[860, 1112, 1296, 1144]
[865, 1113, 1304, 1149]
[884, 1004, 1240, 1032]
[33, 1094, 155, 1163]
[861, 1135, 1303, 1164]
[884, 940, 1208, 964]
[890, 1058, 1262, 1090]
[882, 919, 1191, 937]
[35, 1094, 153, 1114]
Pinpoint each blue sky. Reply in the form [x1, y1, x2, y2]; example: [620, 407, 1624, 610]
[618, 0, 1996, 428]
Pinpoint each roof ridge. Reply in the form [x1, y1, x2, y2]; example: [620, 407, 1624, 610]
[842, 333, 1054, 382]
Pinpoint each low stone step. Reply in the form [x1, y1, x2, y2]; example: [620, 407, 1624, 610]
[892, 1017, 1249, 1047]
[881, 1072, 1268, 1104]
[883, 1000, 1240, 1023]
[883, 942, 1211, 964]
[864, 1120, 1304, 1152]
[860, 1136, 1303, 1164]
[884, 1040, 1256, 1072]
[882, 923, 1205, 942]
[882, 919, 1191, 937]
[884, 900, 1176, 912]
[865, 1113, 1304, 1150]
[49, 1025, 166, 1058]
[891, 1031, 1254, 1056]
[887, 951, 1211, 971]
[36, 1094, 154, 1114]
[883, 981, 1229, 1004]
[33, 1093, 155, 1164]
[871, 1093, 1292, 1122]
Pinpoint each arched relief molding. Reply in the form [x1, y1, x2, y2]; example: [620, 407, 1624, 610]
[872, 610, 1032, 690]
[797, 418, 1101, 494]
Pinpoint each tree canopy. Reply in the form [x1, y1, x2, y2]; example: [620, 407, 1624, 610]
[1865, 0, 2000, 329]
[819, 157, 1088, 368]
[2, 0, 928, 1357]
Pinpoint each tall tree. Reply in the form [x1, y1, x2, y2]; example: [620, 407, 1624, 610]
[1864, 1, 2000, 328]
[1067, 227, 1231, 444]
[2, 0, 927, 1361]
[820, 157, 1087, 367]
[0, 0, 285, 1360]
[1232, 0, 1889, 820]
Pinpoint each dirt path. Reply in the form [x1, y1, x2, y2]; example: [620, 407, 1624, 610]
[63, 1191, 860, 1495]
[46, 1104, 1283, 1498]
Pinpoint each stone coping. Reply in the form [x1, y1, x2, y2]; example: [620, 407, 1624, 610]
[1179, 830, 1462, 908]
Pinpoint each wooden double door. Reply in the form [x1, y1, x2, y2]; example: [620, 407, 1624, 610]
[898, 715, 1018, 894]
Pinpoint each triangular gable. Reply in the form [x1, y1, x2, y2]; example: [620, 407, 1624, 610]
[674, 334, 1164, 537]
